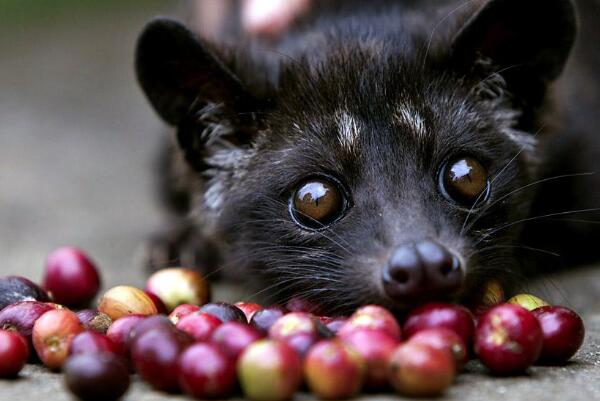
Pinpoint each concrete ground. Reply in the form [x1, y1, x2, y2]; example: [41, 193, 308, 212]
[0, 2, 599, 400]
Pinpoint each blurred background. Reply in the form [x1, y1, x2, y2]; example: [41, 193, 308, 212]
[0, 0, 184, 288]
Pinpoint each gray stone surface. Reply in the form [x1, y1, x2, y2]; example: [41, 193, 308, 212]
[1, 3, 599, 401]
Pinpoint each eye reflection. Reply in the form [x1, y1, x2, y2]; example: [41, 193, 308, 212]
[291, 178, 345, 229]
[441, 157, 489, 207]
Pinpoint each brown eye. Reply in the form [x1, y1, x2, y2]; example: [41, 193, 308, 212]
[440, 157, 490, 207]
[290, 178, 346, 229]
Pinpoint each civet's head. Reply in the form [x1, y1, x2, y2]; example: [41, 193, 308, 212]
[136, 0, 576, 313]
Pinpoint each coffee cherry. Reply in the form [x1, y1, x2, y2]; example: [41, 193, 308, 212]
[235, 302, 263, 322]
[507, 294, 549, 311]
[403, 303, 474, 345]
[0, 301, 54, 342]
[178, 343, 236, 398]
[64, 353, 130, 401]
[168, 304, 200, 325]
[145, 291, 168, 314]
[269, 312, 316, 338]
[338, 305, 401, 340]
[32, 309, 84, 370]
[286, 297, 321, 314]
[388, 342, 455, 397]
[408, 328, 468, 370]
[269, 312, 320, 356]
[211, 322, 262, 361]
[475, 304, 543, 375]
[340, 329, 400, 388]
[0, 276, 50, 311]
[131, 327, 193, 392]
[98, 286, 157, 321]
[470, 280, 505, 317]
[250, 306, 286, 336]
[176, 313, 222, 342]
[200, 302, 246, 324]
[532, 306, 585, 364]
[304, 340, 365, 398]
[145, 268, 210, 312]
[0, 330, 29, 377]
[105, 315, 145, 358]
[238, 340, 302, 401]
[128, 315, 174, 345]
[43, 247, 100, 308]
[76, 310, 112, 334]
[323, 317, 347, 335]
[69, 331, 118, 356]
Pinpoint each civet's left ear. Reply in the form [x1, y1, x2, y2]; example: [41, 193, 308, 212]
[451, 0, 577, 104]
[135, 18, 272, 172]
[135, 18, 268, 128]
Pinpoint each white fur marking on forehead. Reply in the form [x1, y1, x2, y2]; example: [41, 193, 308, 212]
[395, 105, 426, 138]
[336, 111, 360, 152]
[204, 179, 225, 212]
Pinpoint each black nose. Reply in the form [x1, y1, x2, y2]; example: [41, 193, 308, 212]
[382, 240, 463, 302]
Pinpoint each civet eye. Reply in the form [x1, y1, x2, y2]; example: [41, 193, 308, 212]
[440, 156, 490, 208]
[290, 177, 346, 229]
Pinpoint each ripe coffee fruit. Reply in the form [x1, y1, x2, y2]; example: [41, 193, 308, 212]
[338, 305, 402, 340]
[32, 309, 84, 370]
[304, 340, 365, 399]
[532, 306, 585, 364]
[475, 304, 543, 375]
[341, 329, 400, 388]
[98, 286, 157, 321]
[145, 291, 168, 314]
[168, 304, 201, 325]
[128, 315, 174, 345]
[64, 353, 130, 401]
[388, 342, 455, 397]
[69, 331, 118, 356]
[0, 330, 29, 377]
[176, 313, 222, 342]
[200, 302, 246, 324]
[471, 280, 505, 317]
[286, 297, 321, 314]
[238, 340, 302, 401]
[403, 303, 475, 345]
[235, 302, 263, 322]
[250, 306, 286, 336]
[211, 322, 262, 361]
[0, 276, 50, 311]
[178, 343, 236, 399]
[105, 315, 145, 357]
[507, 294, 549, 311]
[145, 268, 210, 311]
[323, 317, 347, 335]
[43, 247, 100, 307]
[409, 328, 468, 370]
[131, 327, 193, 392]
[0, 301, 54, 341]
[269, 312, 320, 356]
[76, 310, 112, 334]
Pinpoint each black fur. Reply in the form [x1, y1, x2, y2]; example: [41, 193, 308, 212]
[135, 0, 599, 314]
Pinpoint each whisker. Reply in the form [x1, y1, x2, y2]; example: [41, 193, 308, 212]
[464, 172, 595, 233]
[467, 244, 560, 259]
[421, 0, 477, 69]
[460, 125, 546, 236]
[473, 208, 600, 248]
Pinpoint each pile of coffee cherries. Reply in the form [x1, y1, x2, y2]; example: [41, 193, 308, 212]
[0, 247, 586, 400]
